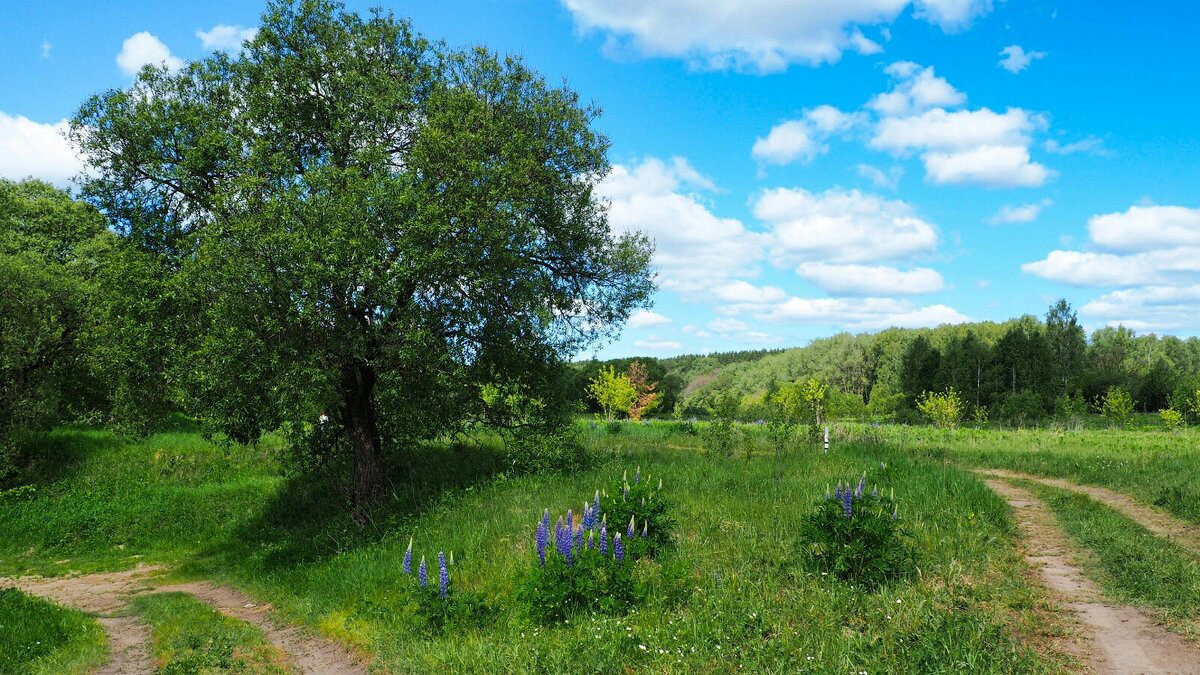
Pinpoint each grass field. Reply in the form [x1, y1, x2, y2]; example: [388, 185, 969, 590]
[7, 417, 1195, 672]
[0, 586, 106, 675]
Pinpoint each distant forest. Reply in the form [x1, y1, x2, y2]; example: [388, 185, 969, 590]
[570, 300, 1200, 425]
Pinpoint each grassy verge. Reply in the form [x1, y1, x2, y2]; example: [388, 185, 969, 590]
[1018, 480, 1200, 639]
[131, 592, 293, 674]
[0, 587, 106, 675]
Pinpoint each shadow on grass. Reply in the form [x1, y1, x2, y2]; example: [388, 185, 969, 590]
[193, 441, 509, 573]
[4, 428, 123, 489]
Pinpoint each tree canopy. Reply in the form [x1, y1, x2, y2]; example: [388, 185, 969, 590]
[70, 0, 653, 519]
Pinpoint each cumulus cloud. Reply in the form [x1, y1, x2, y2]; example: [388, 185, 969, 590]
[711, 280, 788, 305]
[867, 64, 1054, 187]
[752, 106, 863, 165]
[560, 0, 993, 73]
[633, 338, 683, 351]
[797, 262, 945, 295]
[998, 45, 1047, 73]
[990, 199, 1052, 224]
[868, 62, 965, 116]
[1021, 251, 1159, 287]
[626, 309, 672, 329]
[755, 187, 938, 265]
[1087, 205, 1200, 252]
[197, 24, 258, 51]
[756, 296, 968, 329]
[857, 163, 903, 189]
[707, 318, 749, 333]
[600, 157, 763, 294]
[117, 32, 183, 76]
[1081, 285, 1200, 330]
[0, 113, 84, 187]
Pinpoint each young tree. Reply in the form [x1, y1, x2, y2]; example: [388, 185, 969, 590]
[1045, 299, 1087, 397]
[625, 361, 660, 421]
[587, 366, 636, 422]
[70, 0, 653, 520]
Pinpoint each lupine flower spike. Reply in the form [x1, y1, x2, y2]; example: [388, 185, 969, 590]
[842, 488, 853, 518]
[449, 551, 454, 566]
[536, 513, 549, 566]
[855, 473, 866, 498]
[614, 533, 625, 562]
[658, 478, 662, 490]
[634, 466, 641, 484]
[438, 552, 449, 598]
[587, 530, 595, 549]
[403, 536, 413, 574]
[892, 505, 899, 520]
[594, 491, 601, 524]
[418, 556, 428, 587]
[600, 519, 608, 554]
[642, 521, 648, 539]
[871, 485, 878, 498]
[628, 515, 636, 538]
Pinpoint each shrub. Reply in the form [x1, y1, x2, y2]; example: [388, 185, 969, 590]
[598, 467, 674, 556]
[994, 390, 1045, 427]
[1097, 386, 1134, 427]
[701, 420, 741, 459]
[916, 389, 963, 430]
[1159, 408, 1184, 431]
[799, 474, 911, 589]
[504, 426, 592, 475]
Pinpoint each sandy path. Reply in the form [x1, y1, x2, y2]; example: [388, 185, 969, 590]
[2, 564, 366, 675]
[980, 468, 1200, 558]
[984, 478, 1200, 674]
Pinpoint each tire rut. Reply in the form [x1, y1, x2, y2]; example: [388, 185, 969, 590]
[979, 468, 1200, 558]
[1, 564, 366, 675]
[984, 478, 1200, 674]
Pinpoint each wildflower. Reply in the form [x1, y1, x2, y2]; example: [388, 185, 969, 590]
[600, 520, 608, 555]
[418, 556, 428, 587]
[614, 532, 625, 562]
[825, 485, 831, 500]
[892, 506, 899, 521]
[593, 490, 601, 525]
[536, 513, 549, 565]
[587, 530, 595, 549]
[628, 515, 636, 538]
[855, 473, 866, 498]
[635, 466, 641, 484]
[642, 521, 648, 539]
[871, 485, 878, 498]
[575, 523, 584, 551]
[567, 509, 574, 535]
[842, 488, 853, 518]
[403, 536, 413, 574]
[834, 483, 843, 502]
[438, 552, 449, 598]
[623, 482, 629, 500]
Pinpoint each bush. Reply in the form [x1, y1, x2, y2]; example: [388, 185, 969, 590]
[520, 543, 637, 623]
[701, 419, 741, 459]
[598, 467, 674, 556]
[994, 390, 1045, 427]
[504, 426, 592, 475]
[1159, 408, 1184, 431]
[799, 474, 911, 589]
[916, 389, 963, 430]
[1098, 386, 1134, 427]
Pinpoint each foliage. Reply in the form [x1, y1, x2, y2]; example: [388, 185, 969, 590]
[994, 390, 1046, 427]
[502, 425, 592, 476]
[587, 365, 637, 422]
[130, 592, 290, 674]
[625, 361, 661, 421]
[799, 474, 910, 589]
[520, 541, 637, 623]
[1169, 387, 1200, 425]
[1097, 386, 1135, 427]
[1159, 408, 1185, 431]
[598, 467, 675, 556]
[71, 0, 653, 516]
[0, 587, 106, 675]
[916, 389, 964, 430]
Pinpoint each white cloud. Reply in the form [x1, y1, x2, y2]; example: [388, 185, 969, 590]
[560, 1, 992, 73]
[1044, 137, 1107, 156]
[872, 107, 1044, 153]
[633, 338, 683, 351]
[868, 62, 965, 116]
[600, 157, 763, 294]
[912, 0, 993, 32]
[0, 113, 84, 187]
[197, 24, 258, 52]
[756, 296, 968, 328]
[711, 280, 788, 305]
[1080, 285, 1200, 331]
[1021, 250, 1159, 287]
[707, 318, 749, 333]
[752, 106, 863, 165]
[41, 40, 52, 58]
[117, 32, 183, 76]
[923, 144, 1054, 187]
[1087, 205, 1200, 252]
[626, 309, 672, 329]
[797, 262, 944, 295]
[990, 199, 1052, 224]
[755, 187, 938, 265]
[998, 45, 1047, 73]
[857, 163, 903, 189]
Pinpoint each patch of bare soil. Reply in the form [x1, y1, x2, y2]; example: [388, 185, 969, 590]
[2, 564, 367, 675]
[980, 468, 1200, 558]
[985, 478, 1200, 674]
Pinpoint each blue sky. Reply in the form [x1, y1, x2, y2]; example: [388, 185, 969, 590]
[3, 1, 1200, 359]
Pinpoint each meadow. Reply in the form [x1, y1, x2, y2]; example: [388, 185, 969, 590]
[2, 418, 1198, 673]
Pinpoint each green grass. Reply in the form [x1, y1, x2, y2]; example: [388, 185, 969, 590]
[0, 421, 1079, 672]
[0, 587, 106, 675]
[131, 592, 293, 674]
[1019, 480, 1200, 635]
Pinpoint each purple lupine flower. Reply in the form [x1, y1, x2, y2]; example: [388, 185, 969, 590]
[641, 521, 648, 539]
[825, 485, 831, 500]
[418, 556, 428, 587]
[438, 552, 449, 599]
[567, 509, 574, 535]
[587, 530, 595, 549]
[575, 523, 584, 552]
[627, 515, 635, 539]
[623, 482, 629, 500]
[593, 490, 601, 525]
[542, 508, 551, 534]
[634, 466, 641, 484]
[871, 485, 878, 498]
[614, 533, 625, 562]
[600, 520, 608, 555]
[403, 536, 413, 574]
[555, 516, 567, 560]
[833, 483, 843, 502]
[842, 488, 853, 518]
[892, 506, 899, 521]
[536, 513, 549, 566]
[855, 473, 866, 499]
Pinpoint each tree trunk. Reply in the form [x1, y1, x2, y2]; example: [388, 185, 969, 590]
[341, 361, 383, 526]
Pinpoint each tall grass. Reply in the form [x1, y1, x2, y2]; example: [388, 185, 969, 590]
[0, 587, 106, 675]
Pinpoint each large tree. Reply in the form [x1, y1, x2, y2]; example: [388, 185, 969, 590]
[70, 0, 653, 520]
[1044, 299, 1086, 397]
